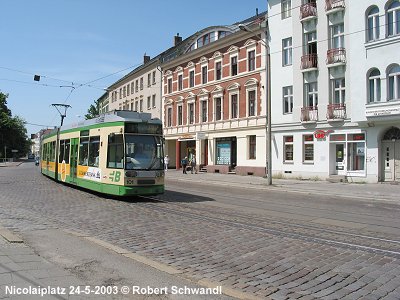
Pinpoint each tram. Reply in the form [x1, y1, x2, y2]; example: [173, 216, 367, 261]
[40, 111, 165, 196]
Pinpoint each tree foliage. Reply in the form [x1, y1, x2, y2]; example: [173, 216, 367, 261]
[0, 91, 31, 158]
[85, 99, 100, 120]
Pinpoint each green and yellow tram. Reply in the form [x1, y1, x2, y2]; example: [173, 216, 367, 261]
[41, 111, 165, 196]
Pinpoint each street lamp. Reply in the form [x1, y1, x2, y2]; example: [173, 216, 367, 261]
[239, 23, 272, 185]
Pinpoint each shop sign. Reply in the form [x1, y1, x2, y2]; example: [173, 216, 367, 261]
[178, 134, 195, 141]
[366, 107, 400, 117]
[314, 130, 333, 141]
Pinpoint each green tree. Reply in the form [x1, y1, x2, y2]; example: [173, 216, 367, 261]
[0, 91, 31, 159]
[85, 99, 100, 120]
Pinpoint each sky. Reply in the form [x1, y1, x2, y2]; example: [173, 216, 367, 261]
[0, 0, 267, 136]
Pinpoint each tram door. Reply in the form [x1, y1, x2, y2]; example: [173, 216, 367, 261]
[70, 138, 79, 183]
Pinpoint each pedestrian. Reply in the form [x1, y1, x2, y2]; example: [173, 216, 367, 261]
[181, 156, 188, 174]
[164, 155, 169, 171]
[190, 157, 197, 174]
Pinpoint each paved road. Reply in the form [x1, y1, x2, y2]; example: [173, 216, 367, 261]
[1, 163, 400, 299]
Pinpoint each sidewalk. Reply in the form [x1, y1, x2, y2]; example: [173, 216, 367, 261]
[165, 170, 400, 203]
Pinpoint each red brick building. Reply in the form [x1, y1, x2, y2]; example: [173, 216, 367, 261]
[161, 14, 268, 175]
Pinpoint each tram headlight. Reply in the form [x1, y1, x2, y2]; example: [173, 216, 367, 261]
[125, 170, 138, 177]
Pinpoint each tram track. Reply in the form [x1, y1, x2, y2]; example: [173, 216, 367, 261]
[137, 195, 400, 258]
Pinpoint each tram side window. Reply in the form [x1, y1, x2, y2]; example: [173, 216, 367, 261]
[107, 134, 124, 169]
[49, 141, 56, 162]
[42, 143, 47, 161]
[59, 140, 70, 163]
[88, 136, 100, 167]
[79, 137, 89, 166]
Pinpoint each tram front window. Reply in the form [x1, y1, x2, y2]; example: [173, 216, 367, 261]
[125, 135, 163, 170]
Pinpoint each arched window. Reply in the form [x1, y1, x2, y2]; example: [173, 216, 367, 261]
[388, 64, 400, 100]
[387, 0, 400, 36]
[368, 69, 381, 102]
[367, 6, 380, 41]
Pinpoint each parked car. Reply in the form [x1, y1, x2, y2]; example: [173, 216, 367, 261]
[35, 157, 40, 166]
[28, 153, 35, 159]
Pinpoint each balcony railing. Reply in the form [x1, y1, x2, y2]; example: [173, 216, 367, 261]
[300, 2, 317, 20]
[301, 54, 318, 70]
[325, 0, 345, 12]
[327, 103, 346, 120]
[326, 48, 346, 65]
[301, 106, 319, 122]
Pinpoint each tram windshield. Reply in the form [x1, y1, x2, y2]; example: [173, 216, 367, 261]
[124, 135, 163, 170]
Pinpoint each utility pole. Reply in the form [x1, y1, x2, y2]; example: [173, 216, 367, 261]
[51, 104, 71, 126]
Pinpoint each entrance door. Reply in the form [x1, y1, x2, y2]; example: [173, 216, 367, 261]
[335, 143, 346, 175]
[70, 138, 79, 184]
[382, 141, 400, 181]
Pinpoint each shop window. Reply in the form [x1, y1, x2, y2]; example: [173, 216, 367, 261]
[284, 136, 294, 162]
[249, 135, 256, 159]
[216, 138, 231, 165]
[347, 134, 365, 171]
[303, 134, 314, 163]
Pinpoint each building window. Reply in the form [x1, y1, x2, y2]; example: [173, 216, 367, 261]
[305, 31, 317, 55]
[303, 134, 314, 163]
[189, 70, 195, 87]
[367, 6, 380, 41]
[387, 1, 400, 37]
[119, 88, 122, 99]
[331, 78, 345, 104]
[248, 90, 256, 116]
[127, 84, 130, 96]
[248, 50, 256, 71]
[177, 105, 183, 125]
[135, 80, 139, 92]
[284, 136, 294, 162]
[231, 94, 238, 119]
[197, 33, 211, 48]
[135, 101, 138, 111]
[388, 64, 400, 100]
[215, 97, 222, 121]
[249, 135, 256, 159]
[147, 96, 151, 110]
[178, 74, 183, 91]
[147, 74, 151, 87]
[305, 82, 318, 107]
[188, 103, 195, 124]
[231, 56, 238, 76]
[282, 37, 292, 66]
[283, 86, 293, 114]
[202, 66, 208, 84]
[201, 100, 207, 122]
[215, 61, 222, 80]
[167, 107, 172, 127]
[330, 23, 345, 49]
[140, 77, 143, 90]
[152, 71, 156, 84]
[368, 69, 381, 103]
[131, 83, 134, 94]
[167, 78, 172, 94]
[139, 99, 143, 112]
[282, 0, 292, 19]
[152, 94, 156, 108]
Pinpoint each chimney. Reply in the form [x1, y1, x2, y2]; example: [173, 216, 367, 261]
[256, 8, 259, 16]
[174, 33, 182, 46]
[143, 53, 151, 64]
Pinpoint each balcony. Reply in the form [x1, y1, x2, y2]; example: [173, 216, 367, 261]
[301, 106, 319, 122]
[326, 48, 346, 66]
[325, 0, 345, 14]
[300, 2, 317, 21]
[327, 103, 346, 120]
[301, 54, 318, 72]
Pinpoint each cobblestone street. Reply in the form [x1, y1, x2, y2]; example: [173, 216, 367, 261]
[1, 163, 400, 299]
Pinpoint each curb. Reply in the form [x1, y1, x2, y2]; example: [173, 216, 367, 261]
[63, 229, 265, 300]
